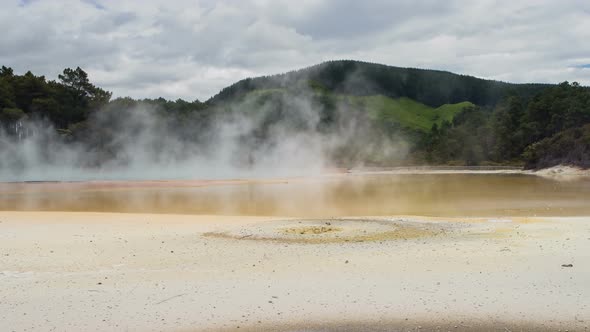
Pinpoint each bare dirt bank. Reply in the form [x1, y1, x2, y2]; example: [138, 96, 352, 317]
[1, 212, 589, 331]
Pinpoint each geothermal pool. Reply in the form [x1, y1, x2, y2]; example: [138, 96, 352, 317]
[1, 173, 589, 217]
[2, 172, 590, 331]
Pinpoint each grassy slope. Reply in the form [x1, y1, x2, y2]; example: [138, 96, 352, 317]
[349, 95, 472, 132]
[241, 89, 473, 133]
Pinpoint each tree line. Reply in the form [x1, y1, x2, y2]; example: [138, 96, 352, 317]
[422, 82, 590, 168]
[1, 62, 589, 169]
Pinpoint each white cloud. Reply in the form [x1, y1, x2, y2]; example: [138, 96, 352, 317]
[0, 0, 588, 101]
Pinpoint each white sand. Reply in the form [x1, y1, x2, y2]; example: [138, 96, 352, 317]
[350, 165, 590, 181]
[530, 165, 590, 180]
[1, 211, 589, 331]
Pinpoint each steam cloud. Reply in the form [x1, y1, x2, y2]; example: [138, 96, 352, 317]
[0, 84, 408, 182]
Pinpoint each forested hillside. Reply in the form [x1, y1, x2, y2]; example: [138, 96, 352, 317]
[209, 60, 549, 107]
[424, 82, 590, 167]
[1, 61, 589, 170]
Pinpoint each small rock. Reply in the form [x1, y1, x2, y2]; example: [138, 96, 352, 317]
[345, 260, 349, 264]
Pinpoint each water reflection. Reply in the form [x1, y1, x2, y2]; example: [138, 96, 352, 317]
[0, 174, 589, 217]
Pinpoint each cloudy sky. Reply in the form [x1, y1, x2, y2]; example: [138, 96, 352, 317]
[1, 0, 589, 101]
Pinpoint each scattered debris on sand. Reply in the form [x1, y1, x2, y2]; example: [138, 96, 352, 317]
[203, 218, 462, 244]
[283, 225, 341, 235]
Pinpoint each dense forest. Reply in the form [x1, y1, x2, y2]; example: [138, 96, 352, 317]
[1, 60, 589, 171]
[210, 61, 549, 107]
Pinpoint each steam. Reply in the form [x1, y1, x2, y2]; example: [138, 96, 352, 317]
[0, 83, 408, 182]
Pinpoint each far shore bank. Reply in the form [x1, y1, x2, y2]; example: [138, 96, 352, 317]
[527, 164, 590, 179]
[352, 164, 590, 181]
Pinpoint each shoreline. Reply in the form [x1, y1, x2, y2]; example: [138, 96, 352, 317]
[1, 165, 589, 189]
[1, 211, 588, 331]
[527, 165, 590, 180]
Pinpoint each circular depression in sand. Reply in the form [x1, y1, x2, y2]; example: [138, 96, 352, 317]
[204, 218, 451, 244]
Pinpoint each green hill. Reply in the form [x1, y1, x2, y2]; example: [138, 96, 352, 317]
[360, 96, 472, 132]
[220, 86, 473, 135]
[209, 60, 550, 107]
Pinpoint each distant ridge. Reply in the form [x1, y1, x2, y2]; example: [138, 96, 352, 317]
[208, 60, 551, 107]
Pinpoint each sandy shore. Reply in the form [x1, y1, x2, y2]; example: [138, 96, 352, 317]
[1, 211, 589, 331]
[529, 165, 590, 180]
